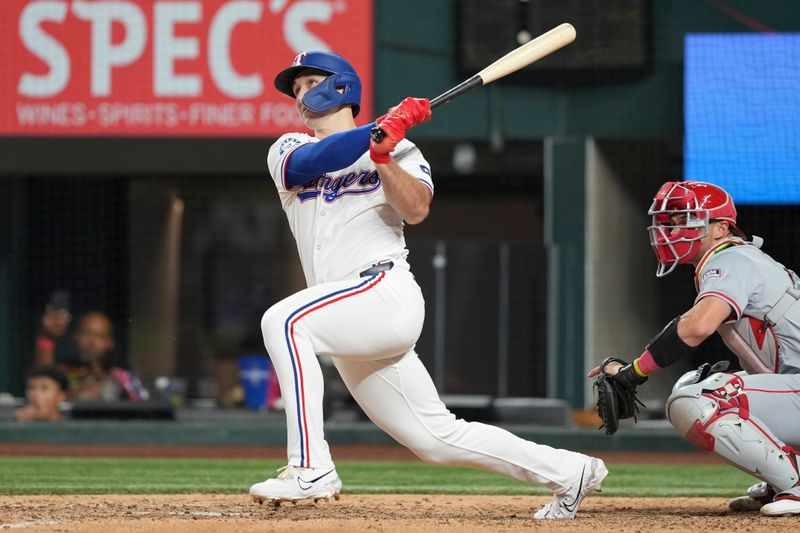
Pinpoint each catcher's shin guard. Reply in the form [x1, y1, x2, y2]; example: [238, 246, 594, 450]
[666, 376, 799, 492]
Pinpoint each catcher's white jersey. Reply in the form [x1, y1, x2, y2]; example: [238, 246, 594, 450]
[267, 133, 433, 287]
[694, 238, 800, 373]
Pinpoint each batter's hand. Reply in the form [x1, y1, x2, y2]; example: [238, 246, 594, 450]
[384, 97, 432, 128]
[371, 98, 432, 164]
[370, 114, 406, 163]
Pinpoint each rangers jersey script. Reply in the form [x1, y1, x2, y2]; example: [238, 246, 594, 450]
[267, 133, 433, 287]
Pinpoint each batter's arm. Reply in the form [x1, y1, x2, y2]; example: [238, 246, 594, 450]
[283, 125, 373, 186]
[375, 160, 431, 224]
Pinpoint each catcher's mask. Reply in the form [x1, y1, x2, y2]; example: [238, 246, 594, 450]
[274, 51, 361, 117]
[648, 181, 746, 277]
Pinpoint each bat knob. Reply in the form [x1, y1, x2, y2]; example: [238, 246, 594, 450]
[370, 127, 385, 143]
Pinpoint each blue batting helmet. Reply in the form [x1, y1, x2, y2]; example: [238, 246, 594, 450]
[274, 51, 361, 117]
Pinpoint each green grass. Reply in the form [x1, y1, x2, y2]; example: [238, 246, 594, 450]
[0, 457, 758, 497]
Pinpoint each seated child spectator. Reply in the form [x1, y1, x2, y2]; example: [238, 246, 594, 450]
[15, 366, 69, 422]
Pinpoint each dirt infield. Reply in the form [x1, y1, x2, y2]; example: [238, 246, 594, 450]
[1, 493, 798, 532]
[4, 444, 790, 532]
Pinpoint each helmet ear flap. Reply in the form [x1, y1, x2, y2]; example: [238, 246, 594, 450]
[301, 75, 341, 112]
[300, 73, 361, 117]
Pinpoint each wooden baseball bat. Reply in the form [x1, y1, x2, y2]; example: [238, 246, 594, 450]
[370, 23, 577, 143]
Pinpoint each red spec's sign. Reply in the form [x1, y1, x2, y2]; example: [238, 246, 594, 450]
[0, 0, 373, 136]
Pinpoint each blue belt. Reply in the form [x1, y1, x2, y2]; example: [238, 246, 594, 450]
[359, 261, 394, 277]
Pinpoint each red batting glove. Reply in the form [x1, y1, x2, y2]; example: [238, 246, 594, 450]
[385, 97, 432, 129]
[370, 98, 431, 164]
[370, 114, 407, 164]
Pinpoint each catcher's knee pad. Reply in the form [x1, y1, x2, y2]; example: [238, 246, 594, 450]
[667, 373, 799, 491]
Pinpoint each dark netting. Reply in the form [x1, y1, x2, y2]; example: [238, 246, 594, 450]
[3, 0, 800, 420]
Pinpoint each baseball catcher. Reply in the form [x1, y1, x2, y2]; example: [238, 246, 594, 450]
[589, 181, 800, 517]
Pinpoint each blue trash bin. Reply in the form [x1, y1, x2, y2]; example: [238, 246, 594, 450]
[238, 355, 271, 409]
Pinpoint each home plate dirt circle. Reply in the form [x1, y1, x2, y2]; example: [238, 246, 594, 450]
[1, 494, 799, 532]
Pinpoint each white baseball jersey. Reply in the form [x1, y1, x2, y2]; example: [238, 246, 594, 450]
[259, 128, 596, 494]
[267, 133, 433, 287]
[694, 238, 800, 373]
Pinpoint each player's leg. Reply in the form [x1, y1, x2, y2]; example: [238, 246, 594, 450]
[736, 373, 800, 516]
[737, 373, 800, 445]
[250, 281, 347, 503]
[333, 350, 607, 519]
[667, 372, 800, 515]
[251, 269, 423, 503]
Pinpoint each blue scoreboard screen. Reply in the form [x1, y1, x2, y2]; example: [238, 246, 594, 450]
[684, 33, 800, 204]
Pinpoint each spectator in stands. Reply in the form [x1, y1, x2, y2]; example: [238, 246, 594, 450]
[15, 365, 69, 422]
[34, 308, 147, 401]
[33, 297, 72, 366]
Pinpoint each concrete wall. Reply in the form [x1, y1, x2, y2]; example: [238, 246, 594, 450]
[584, 138, 695, 406]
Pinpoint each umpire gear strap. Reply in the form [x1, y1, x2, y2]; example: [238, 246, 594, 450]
[646, 316, 696, 368]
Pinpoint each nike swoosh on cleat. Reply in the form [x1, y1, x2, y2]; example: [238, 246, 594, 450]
[297, 469, 335, 491]
[561, 465, 586, 513]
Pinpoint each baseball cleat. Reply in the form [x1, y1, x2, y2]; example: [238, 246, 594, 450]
[760, 484, 800, 516]
[533, 457, 608, 520]
[250, 465, 342, 506]
[728, 481, 776, 512]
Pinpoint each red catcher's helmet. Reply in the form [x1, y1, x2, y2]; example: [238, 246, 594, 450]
[648, 181, 746, 277]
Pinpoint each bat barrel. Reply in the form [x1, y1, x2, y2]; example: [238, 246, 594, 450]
[477, 23, 576, 84]
[371, 23, 576, 143]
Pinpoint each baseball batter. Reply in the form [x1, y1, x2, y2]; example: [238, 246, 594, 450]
[247, 50, 607, 519]
[590, 181, 800, 516]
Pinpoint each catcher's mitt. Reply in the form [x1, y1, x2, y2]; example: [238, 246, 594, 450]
[594, 357, 646, 436]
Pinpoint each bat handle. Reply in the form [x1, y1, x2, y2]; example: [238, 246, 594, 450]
[370, 126, 386, 143]
[370, 74, 480, 144]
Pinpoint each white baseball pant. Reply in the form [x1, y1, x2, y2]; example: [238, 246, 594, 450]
[261, 265, 589, 492]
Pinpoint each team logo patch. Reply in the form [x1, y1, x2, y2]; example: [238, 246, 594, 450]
[419, 164, 431, 177]
[701, 268, 721, 283]
[292, 52, 307, 66]
[279, 137, 303, 155]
